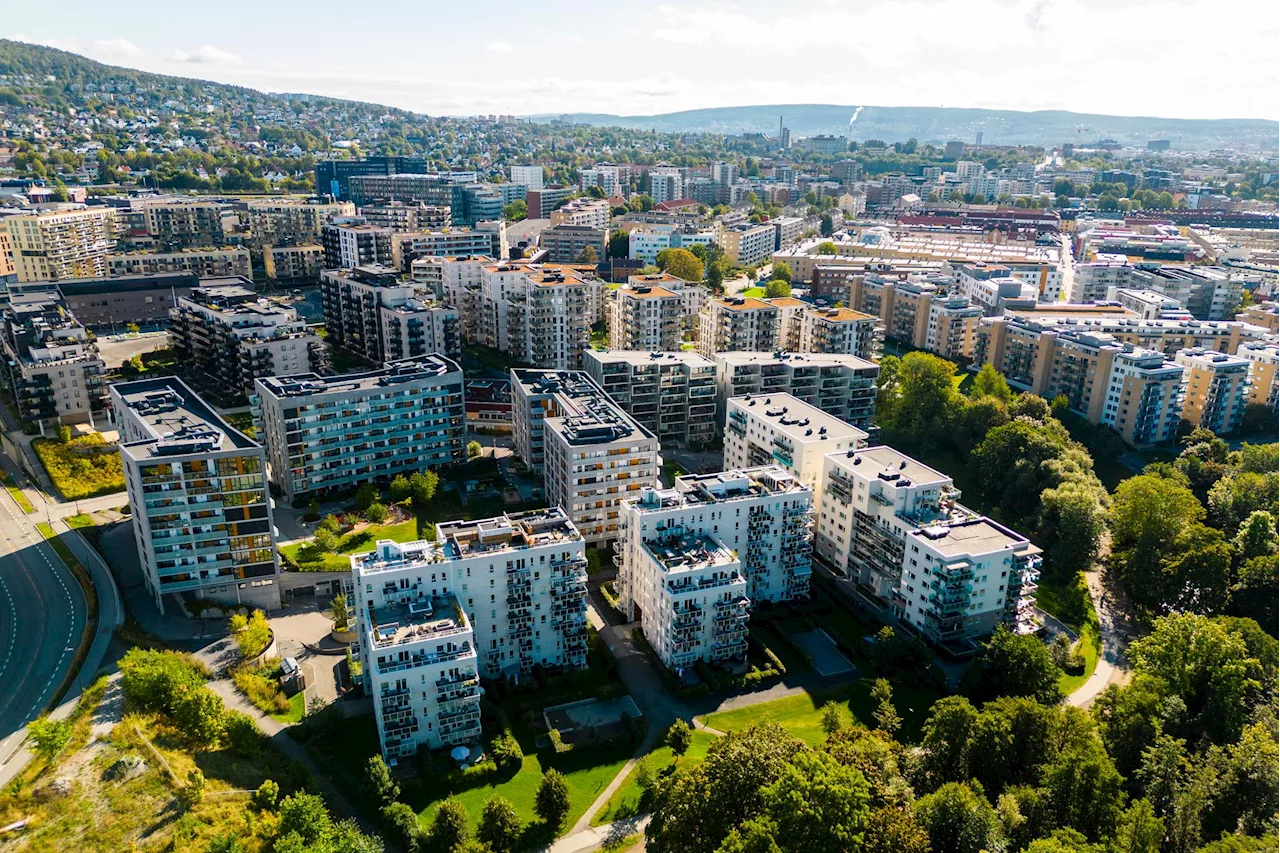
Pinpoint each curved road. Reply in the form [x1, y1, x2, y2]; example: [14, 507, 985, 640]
[0, 474, 87, 744]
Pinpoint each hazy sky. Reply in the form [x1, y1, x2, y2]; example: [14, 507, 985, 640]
[8, 0, 1279, 120]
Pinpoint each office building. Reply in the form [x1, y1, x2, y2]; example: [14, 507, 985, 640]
[315, 156, 430, 200]
[508, 165, 544, 190]
[321, 221, 395, 269]
[245, 198, 355, 247]
[169, 282, 324, 397]
[510, 370, 659, 544]
[320, 265, 461, 363]
[583, 350, 718, 446]
[724, 394, 868, 492]
[815, 445, 1040, 642]
[353, 507, 588, 759]
[1174, 348, 1251, 434]
[712, 351, 878, 431]
[616, 467, 814, 669]
[540, 225, 607, 264]
[5, 207, 120, 281]
[0, 289, 108, 427]
[114, 378, 281, 614]
[107, 248, 253, 279]
[253, 356, 465, 502]
[264, 245, 324, 283]
[526, 185, 574, 219]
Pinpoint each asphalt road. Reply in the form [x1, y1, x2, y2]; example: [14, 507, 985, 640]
[0, 485, 87, 742]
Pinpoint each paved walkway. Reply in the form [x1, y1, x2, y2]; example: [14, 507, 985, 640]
[1067, 569, 1133, 707]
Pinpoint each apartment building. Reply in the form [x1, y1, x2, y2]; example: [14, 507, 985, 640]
[648, 169, 683, 204]
[113, 378, 281, 614]
[1098, 348, 1186, 447]
[245, 199, 355, 247]
[616, 467, 813, 669]
[952, 263, 1039, 316]
[1238, 342, 1278, 413]
[107, 248, 253, 279]
[540, 225, 607, 264]
[815, 445, 1040, 643]
[583, 350, 718, 446]
[793, 305, 880, 359]
[509, 164, 544, 189]
[608, 277, 686, 351]
[320, 265, 461, 363]
[359, 201, 451, 233]
[510, 370, 660, 545]
[712, 352, 878, 431]
[389, 223, 507, 272]
[1237, 302, 1279, 333]
[628, 224, 720, 264]
[440, 256, 493, 342]
[263, 244, 324, 283]
[1110, 288, 1188, 320]
[353, 508, 588, 759]
[253, 356, 465, 502]
[719, 223, 776, 267]
[142, 200, 229, 250]
[0, 290, 108, 426]
[486, 265, 593, 370]
[724, 394, 868, 492]
[1129, 265, 1243, 321]
[526, 185, 574, 219]
[580, 166, 623, 196]
[550, 197, 610, 230]
[698, 297, 780, 358]
[1174, 348, 1251, 434]
[1070, 261, 1132, 303]
[5, 207, 119, 281]
[169, 282, 324, 397]
[321, 221, 394, 269]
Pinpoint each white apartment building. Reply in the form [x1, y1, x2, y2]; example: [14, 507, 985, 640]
[648, 168, 683, 204]
[815, 446, 1040, 644]
[580, 167, 622, 197]
[724, 394, 868, 492]
[509, 165, 544, 190]
[550, 197, 611, 231]
[609, 276, 686, 351]
[712, 352, 879, 431]
[793, 305, 881, 359]
[511, 370, 660, 545]
[114, 378, 282, 615]
[253, 357, 466, 502]
[719, 223, 776, 267]
[3, 207, 119, 282]
[698, 297, 780, 358]
[951, 263, 1039, 316]
[1109, 288, 1188, 320]
[616, 467, 813, 669]
[583, 350, 718, 446]
[628, 225, 720, 264]
[353, 508, 589, 760]
[481, 264, 593, 370]
[322, 221, 394, 269]
[1238, 342, 1278, 413]
[1070, 261, 1132, 304]
[439, 255, 493, 341]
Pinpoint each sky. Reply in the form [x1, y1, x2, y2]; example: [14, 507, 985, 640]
[7, 0, 1279, 121]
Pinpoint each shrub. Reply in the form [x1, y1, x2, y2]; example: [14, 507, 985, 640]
[548, 728, 571, 754]
[666, 719, 693, 756]
[225, 711, 263, 756]
[490, 728, 523, 772]
[232, 662, 289, 716]
[364, 501, 388, 524]
[27, 716, 73, 762]
[381, 801, 423, 852]
[32, 434, 125, 499]
[233, 609, 272, 659]
[118, 648, 207, 715]
[173, 685, 226, 745]
[177, 769, 205, 811]
[254, 779, 280, 810]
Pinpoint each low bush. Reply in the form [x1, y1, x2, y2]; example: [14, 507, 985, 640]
[32, 434, 124, 499]
[233, 661, 291, 716]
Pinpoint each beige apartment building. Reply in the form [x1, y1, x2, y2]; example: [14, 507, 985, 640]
[609, 279, 685, 351]
[698, 297, 780, 357]
[1174, 348, 1252, 434]
[1237, 342, 1278, 412]
[141, 200, 229, 250]
[245, 198, 355, 247]
[264, 244, 324, 283]
[107, 248, 252, 279]
[5, 207, 120, 281]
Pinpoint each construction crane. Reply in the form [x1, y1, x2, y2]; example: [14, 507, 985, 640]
[1075, 124, 1091, 145]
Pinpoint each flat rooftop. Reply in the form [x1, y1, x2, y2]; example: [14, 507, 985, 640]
[514, 369, 653, 444]
[629, 465, 809, 512]
[834, 446, 951, 488]
[255, 356, 461, 399]
[712, 297, 773, 312]
[585, 350, 716, 368]
[365, 594, 469, 650]
[115, 377, 256, 460]
[352, 509, 583, 574]
[911, 517, 1034, 558]
[644, 532, 738, 575]
[714, 351, 877, 371]
[729, 393, 869, 444]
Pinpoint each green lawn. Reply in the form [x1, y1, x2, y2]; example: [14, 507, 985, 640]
[280, 516, 420, 571]
[661, 460, 688, 487]
[2, 475, 36, 513]
[701, 680, 936, 746]
[590, 731, 717, 826]
[1058, 622, 1101, 695]
[1037, 571, 1102, 696]
[740, 286, 766, 298]
[65, 513, 95, 529]
[271, 691, 306, 724]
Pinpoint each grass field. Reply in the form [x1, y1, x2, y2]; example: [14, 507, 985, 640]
[280, 516, 420, 571]
[271, 690, 307, 724]
[701, 679, 936, 746]
[590, 731, 717, 826]
[1057, 622, 1102, 695]
[2, 474, 36, 513]
[740, 286, 766, 298]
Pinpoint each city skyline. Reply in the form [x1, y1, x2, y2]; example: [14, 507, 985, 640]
[6, 0, 1278, 121]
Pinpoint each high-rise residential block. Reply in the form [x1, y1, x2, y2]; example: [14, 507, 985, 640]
[114, 378, 281, 615]
[5, 207, 120, 281]
[1174, 348, 1252, 434]
[583, 350, 718, 446]
[608, 277, 686, 352]
[711, 352, 878, 431]
[719, 223, 776, 267]
[510, 369, 659, 544]
[141, 200, 229, 250]
[352, 507, 588, 759]
[245, 199, 355, 247]
[1098, 348, 1186, 447]
[1238, 342, 1278, 413]
[321, 220, 395, 269]
[253, 356, 465, 502]
[508, 165, 544, 190]
[0, 289, 108, 427]
[107, 248, 253, 279]
[169, 282, 324, 397]
[698, 297, 780, 357]
[263, 245, 324, 283]
[320, 265, 461, 364]
[540, 225, 607, 264]
[723, 393, 868, 491]
[359, 201, 451, 233]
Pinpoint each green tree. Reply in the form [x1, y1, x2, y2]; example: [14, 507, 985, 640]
[915, 782, 1004, 853]
[355, 482, 379, 511]
[820, 214, 834, 236]
[278, 792, 334, 845]
[970, 625, 1062, 705]
[26, 716, 72, 763]
[878, 352, 960, 447]
[864, 805, 931, 853]
[1092, 675, 1169, 778]
[479, 795, 522, 853]
[820, 700, 850, 735]
[772, 262, 792, 284]
[1042, 743, 1125, 841]
[1111, 799, 1165, 853]
[757, 750, 872, 853]
[607, 230, 630, 259]
[173, 686, 227, 745]
[1230, 554, 1278, 630]
[667, 718, 693, 756]
[313, 526, 339, 553]
[390, 474, 412, 503]
[467, 440, 483, 460]
[253, 778, 279, 810]
[503, 199, 527, 221]
[381, 802, 423, 852]
[871, 679, 901, 736]
[535, 768, 571, 830]
[428, 797, 471, 850]
[919, 696, 979, 788]
[365, 754, 400, 806]
[410, 470, 440, 504]
[330, 594, 349, 631]
[815, 241, 838, 255]
[656, 247, 704, 282]
[364, 501, 388, 524]
[178, 769, 205, 812]
[576, 245, 598, 263]
[971, 364, 1013, 403]
[764, 280, 792, 299]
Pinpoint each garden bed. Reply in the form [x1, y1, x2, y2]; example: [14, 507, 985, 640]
[33, 434, 125, 499]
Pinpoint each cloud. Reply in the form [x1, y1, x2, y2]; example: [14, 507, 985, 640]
[172, 45, 242, 65]
[93, 37, 143, 58]
[485, 41, 513, 53]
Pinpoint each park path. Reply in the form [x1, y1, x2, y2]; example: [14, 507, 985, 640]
[1067, 568, 1132, 707]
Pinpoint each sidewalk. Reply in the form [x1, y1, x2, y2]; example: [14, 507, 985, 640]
[1068, 569, 1132, 707]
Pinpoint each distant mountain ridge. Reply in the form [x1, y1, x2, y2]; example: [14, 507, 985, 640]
[537, 104, 1278, 149]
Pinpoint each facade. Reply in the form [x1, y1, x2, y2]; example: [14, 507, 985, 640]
[359, 201, 451, 233]
[389, 224, 507, 272]
[252, 356, 466, 502]
[321, 221, 395, 269]
[549, 197, 610, 230]
[245, 199, 355, 247]
[510, 370, 660, 545]
[1238, 342, 1278, 413]
[627, 224, 719, 264]
[815, 445, 1040, 643]
[792, 305, 880, 359]
[723, 394, 868, 492]
[616, 467, 814, 669]
[142, 200, 229, 250]
[509, 164, 544, 189]
[320, 265, 461, 363]
[482, 264, 593, 370]
[314, 156, 430, 201]
[169, 282, 324, 397]
[5, 207, 120, 282]
[1098, 348, 1186, 447]
[107, 248, 252, 279]
[712, 351, 878, 431]
[1174, 348, 1251, 434]
[719, 223, 776, 267]
[353, 508, 588, 759]
[540, 224, 607, 264]
[113, 377, 281, 614]
[526, 185, 574, 219]
[0, 289, 108, 426]
[608, 277, 686, 352]
[698, 297, 780, 358]
[583, 350, 718, 446]
[45, 272, 197, 328]
[263, 244, 324, 283]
